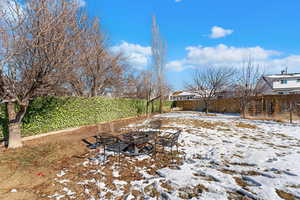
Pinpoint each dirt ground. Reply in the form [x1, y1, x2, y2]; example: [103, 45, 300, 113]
[2, 112, 299, 200]
[0, 115, 148, 200]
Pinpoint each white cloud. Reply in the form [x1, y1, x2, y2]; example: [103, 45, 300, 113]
[175, 0, 183, 2]
[108, 41, 300, 74]
[166, 44, 300, 74]
[167, 61, 186, 72]
[0, 0, 86, 22]
[264, 55, 300, 73]
[210, 26, 233, 39]
[73, 0, 86, 7]
[111, 41, 152, 70]
[0, 0, 23, 22]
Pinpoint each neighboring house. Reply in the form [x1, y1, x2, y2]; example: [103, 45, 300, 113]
[259, 73, 300, 95]
[170, 89, 230, 101]
[215, 86, 238, 99]
[169, 91, 201, 101]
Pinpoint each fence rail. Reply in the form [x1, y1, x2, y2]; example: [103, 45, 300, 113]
[174, 94, 300, 122]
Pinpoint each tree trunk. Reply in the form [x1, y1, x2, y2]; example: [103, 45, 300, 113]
[205, 101, 208, 114]
[8, 122, 22, 149]
[151, 101, 154, 113]
[240, 98, 246, 119]
[7, 102, 23, 148]
[159, 96, 163, 114]
[241, 107, 246, 119]
[146, 101, 150, 118]
[146, 88, 150, 118]
[91, 78, 97, 97]
[91, 86, 96, 97]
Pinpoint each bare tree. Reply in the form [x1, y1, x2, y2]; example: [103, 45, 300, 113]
[151, 15, 167, 113]
[66, 18, 128, 97]
[235, 59, 264, 118]
[0, 0, 25, 73]
[0, 0, 83, 148]
[131, 70, 152, 99]
[186, 67, 235, 114]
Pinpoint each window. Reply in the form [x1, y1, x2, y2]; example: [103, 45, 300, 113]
[280, 79, 287, 84]
[297, 79, 300, 83]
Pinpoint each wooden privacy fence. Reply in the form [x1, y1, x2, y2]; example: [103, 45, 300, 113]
[174, 98, 240, 113]
[174, 94, 300, 122]
[246, 94, 300, 122]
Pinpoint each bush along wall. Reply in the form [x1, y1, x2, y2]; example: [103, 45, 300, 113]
[0, 104, 9, 141]
[0, 97, 171, 139]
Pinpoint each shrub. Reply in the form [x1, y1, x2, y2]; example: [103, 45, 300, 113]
[0, 97, 171, 139]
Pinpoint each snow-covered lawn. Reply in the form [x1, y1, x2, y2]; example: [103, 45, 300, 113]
[47, 112, 300, 200]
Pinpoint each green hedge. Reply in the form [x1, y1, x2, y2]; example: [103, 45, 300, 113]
[0, 104, 9, 140]
[0, 97, 171, 139]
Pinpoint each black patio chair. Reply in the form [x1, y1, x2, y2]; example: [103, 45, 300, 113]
[92, 122, 123, 163]
[154, 130, 182, 162]
[82, 138, 99, 149]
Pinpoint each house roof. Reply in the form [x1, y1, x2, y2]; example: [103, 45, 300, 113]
[172, 91, 183, 95]
[264, 73, 300, 79]
[273, 88, 300, 91]
[172, 91, 197, 96]
[260, 73, 300, 93]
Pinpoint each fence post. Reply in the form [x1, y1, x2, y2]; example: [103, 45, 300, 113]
[251, 100, 256, 116]
[289, 101, 293, 124]
[273, 99, 280, 118]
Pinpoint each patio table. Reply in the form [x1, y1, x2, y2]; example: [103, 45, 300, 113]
[118, 131, 158, 156]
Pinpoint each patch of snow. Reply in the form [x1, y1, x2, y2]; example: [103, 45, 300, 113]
[62, 187, 76, 196]
[56, 170, 66, 177]
[49, 112, 300, 200]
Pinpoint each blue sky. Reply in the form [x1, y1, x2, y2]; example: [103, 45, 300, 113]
[9, 0, 300, 90]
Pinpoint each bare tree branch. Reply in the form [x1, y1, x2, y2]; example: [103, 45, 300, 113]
[234, 58, 265, 118]
[186, 66, 235, 113]
[151, 15, 167, 113]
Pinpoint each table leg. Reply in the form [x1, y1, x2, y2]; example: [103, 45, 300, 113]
[103, 144, 106, 161]
[134, 144, 139, 155]
[153, 140, 156, 160]
[118, 139, 121, 166]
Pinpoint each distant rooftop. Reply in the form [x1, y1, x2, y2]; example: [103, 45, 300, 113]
[172, 91, 197, 96]
[264, 73, 300, 79]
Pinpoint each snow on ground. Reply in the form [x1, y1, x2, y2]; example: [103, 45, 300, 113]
[47, 112, 300, 200]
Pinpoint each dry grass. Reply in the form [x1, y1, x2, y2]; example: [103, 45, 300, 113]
[0, 141, 88, 200]
[160, 181, 174, 192]
[232, 154, 244, 159]
[276, 189, 296, 200]
[0, 116, 150, 200]
[32, 147, 185, 199]
[204, 113, 217, 117]
[227, 191, 252, 200]
[180, 119, 229, 130]
[241, 171, 262, 176]
[236, 122, 257, 129]
[218, 169, 237, 175]
[2, 112, 296, 199]
[178, 184, 208, 199]
[234, 177, 249, 188]
[286, 185, 300, 189]
[245, 116, 288, 123]
[229, 162, 256, 167]
[194, 184, 208, 193]
[217, 128, 232, 132]
[148, 115, 232, 131]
